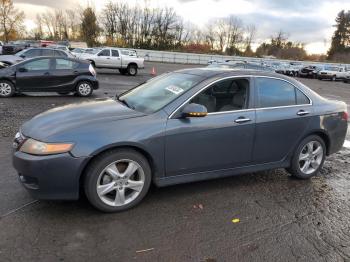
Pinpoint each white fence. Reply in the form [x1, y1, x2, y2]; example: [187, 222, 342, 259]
[134, 48, 350, 67]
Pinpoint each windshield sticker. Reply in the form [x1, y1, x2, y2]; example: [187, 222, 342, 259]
[165, 85, 184, 95]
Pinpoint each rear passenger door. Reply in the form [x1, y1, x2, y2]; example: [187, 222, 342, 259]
[252, 77, 313, 164]
[50, 58, 80, 91]
[110, 49, 122, 68]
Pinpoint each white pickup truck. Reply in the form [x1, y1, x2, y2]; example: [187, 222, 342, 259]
[317, 66, 347, 81]
[79, 48, 144, 76]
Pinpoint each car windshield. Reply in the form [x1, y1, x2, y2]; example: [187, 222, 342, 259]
[85, 48, 100, 54]
[118, 72, 204, 114]
[324, 66, 339, 71]
[14, 49, 27, 57]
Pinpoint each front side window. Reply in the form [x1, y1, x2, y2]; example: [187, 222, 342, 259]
[98, 49, 110, 56]
[22, 59, 50, 71]
[55, 59, 78, 70]
[256, 78, 309, 108]
[191, 78, 249, 113]
[118, 73, 204, 114]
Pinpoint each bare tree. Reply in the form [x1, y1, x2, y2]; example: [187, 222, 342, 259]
[0, 0, 25, 42]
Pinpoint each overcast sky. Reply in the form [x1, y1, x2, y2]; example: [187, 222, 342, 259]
[13, 0, 350, 54]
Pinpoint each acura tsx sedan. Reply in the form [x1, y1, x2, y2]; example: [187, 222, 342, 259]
[12, 69, 348, 212]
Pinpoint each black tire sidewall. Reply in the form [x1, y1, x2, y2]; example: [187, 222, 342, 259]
[84, 149, 152, 212]
[289, 135, 326, 179]
[0, 80, 15, 98]
[76, 81, 93, 97]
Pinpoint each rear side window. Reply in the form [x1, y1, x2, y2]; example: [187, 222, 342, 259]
[55, 59, 79, 70]
[54, 50, 67, 57]
[256, 78, 297, 108]
[296, 89, 310, 105]
[256, 78, 310, 107]
[112, 50, 119, 57]
[41, 49, 54, 56]
[23, 59, 50, 71]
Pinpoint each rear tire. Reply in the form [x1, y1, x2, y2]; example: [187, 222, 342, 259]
[84, 149, 152, 212]
[127, 64, 138, 76]
[286, 135, 326, 179]
[76, 81, 93, 97]
[332, 75, 336, 81]
[0, 80, 15, 98]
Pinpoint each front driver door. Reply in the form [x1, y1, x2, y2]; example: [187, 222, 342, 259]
[16, 58, 54, 91]
[95, 49, 111, 67]
[165, 77, 256, 177]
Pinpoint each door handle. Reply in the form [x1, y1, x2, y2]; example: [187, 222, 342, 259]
[297, 110, 310, 116]
[234, 117, 251, 124]
[73, 70, 79, 74]
[44, 72, 50, 76]
[106, 57, 110, 59]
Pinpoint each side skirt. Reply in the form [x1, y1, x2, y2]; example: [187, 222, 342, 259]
[154, 160, 290, 187]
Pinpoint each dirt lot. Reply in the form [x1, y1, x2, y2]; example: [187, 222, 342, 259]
[0, 62, 349, 262]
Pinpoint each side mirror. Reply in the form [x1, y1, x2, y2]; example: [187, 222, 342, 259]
[182, 103, 208, 118]
[18, 67, 27, 72]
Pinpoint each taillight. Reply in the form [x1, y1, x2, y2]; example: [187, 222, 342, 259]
[342, 111, 348, 121]
[89, 64, 96, 77]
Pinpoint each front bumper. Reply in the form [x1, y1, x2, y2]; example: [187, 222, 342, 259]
[13, 151, 90, 200]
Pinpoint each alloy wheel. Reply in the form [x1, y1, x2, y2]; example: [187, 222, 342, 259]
[78, 83, 92, 96]
[0, 82, 12, 97]
[96, 159, 145, 207]
[298, 141, 324, 175]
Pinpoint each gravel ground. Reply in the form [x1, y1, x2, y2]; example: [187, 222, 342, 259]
[0, 62, 349, 262]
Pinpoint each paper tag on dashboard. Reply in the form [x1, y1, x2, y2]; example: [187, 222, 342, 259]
[165, 85, 184, 95]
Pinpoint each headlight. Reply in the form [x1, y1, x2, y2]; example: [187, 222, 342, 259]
[19, 138, 74, 155]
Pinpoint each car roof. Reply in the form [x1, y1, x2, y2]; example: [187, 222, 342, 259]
[175, 67, 293, 80]
[16, 56, 89, 64]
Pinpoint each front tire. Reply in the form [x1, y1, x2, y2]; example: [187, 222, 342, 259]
[287, 135, 326, 179]
[84, 149, 152, 212]
[76, 81, 93, 97]
[0, 80, 15, 98]
[332, 75, 336, 81]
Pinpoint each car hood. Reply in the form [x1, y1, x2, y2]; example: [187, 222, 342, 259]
[21, 98, 145, 141]
[0, 55, 23, 63]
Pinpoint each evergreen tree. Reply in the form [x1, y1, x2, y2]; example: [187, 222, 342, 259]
[80, 7, 99, 47]
[328, 10, 350, 59]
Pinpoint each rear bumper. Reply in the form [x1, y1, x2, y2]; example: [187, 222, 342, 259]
[12, 151, 90, 200]
[92, 79, 99, 90]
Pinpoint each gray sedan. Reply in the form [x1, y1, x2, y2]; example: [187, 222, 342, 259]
[12, 69, 348, 212]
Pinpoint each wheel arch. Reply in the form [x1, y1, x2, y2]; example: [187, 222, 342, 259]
[301, 130, 331, 155]
[78, 144, 157, 194]
[127, 62, 138, 68]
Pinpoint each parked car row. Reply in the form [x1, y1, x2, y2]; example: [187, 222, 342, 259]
[1, 44, 145, 76]
[208, 60, 350, 83]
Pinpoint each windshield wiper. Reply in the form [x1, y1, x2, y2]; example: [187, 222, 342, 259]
[117, 97, 135, 110]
